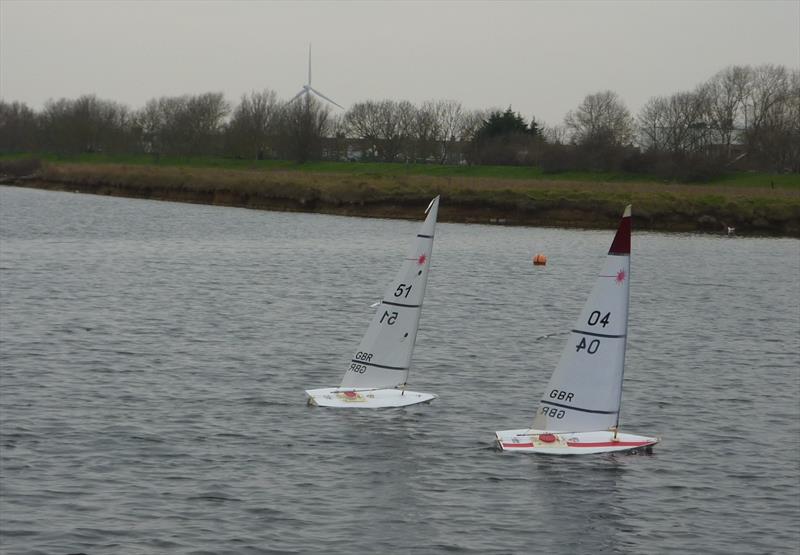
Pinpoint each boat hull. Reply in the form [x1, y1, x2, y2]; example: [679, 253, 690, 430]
[495, 429, 659, 455]
[305, 387, 437, 408]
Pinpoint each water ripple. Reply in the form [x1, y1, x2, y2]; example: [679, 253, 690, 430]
[1, 186, 798, 554]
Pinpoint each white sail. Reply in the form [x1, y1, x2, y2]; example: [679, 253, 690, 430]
[531, 205, 632, 432]
[339, 196, 440, 390]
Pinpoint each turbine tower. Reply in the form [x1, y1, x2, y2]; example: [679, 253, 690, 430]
[288, 44, 343, 109]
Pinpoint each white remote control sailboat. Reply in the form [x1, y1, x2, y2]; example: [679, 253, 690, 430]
[496, 205, 659, 454]
[306, 197, 440, 408]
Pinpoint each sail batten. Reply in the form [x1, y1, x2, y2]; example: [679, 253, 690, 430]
[540, 401, 618, 414]
[339, 197, 440, 390]
[350, 360, 409, 371]
[382, 300, 422, 308]
[571, 329, 626, 338]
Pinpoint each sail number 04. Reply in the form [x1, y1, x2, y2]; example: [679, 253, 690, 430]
[587, 310, 611, 327]
[576, 310, 611, 354]
[576, 337, 600, 354]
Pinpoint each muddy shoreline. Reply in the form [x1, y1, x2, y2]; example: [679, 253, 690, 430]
[4, 163, 799, 236]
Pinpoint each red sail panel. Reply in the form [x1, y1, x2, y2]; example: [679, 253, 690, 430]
[608, 207, 631, 255]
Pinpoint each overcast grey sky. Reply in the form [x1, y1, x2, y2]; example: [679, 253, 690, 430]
[1, 0, 798, 126]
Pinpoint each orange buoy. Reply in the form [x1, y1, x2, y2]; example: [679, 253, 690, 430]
[538, 433, 557, 443]
[533, 254, 547, 266]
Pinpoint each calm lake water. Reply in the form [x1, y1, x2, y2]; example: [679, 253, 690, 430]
[1, 185, 798, 555]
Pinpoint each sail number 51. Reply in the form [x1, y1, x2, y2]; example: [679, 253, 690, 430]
[394, 284, 413, 298]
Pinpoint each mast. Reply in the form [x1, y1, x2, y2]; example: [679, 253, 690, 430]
[611, 205, 632, 434]
[401, 196, 439, 392]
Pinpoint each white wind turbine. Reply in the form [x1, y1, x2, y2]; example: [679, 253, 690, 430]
[288, 44, 344, 109]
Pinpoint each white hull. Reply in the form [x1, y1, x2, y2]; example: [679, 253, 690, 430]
[306, 387, 437, 408]
[495, 428, 659, 455]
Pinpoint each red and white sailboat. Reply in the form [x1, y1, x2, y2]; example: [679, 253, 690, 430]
[496, 205, 659, 454]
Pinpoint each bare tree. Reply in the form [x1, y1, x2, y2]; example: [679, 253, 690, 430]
[409, 101, 440, 162]
[565, 90, 634, 146]
[375, 99, 403, 162]
[673, 90, 710, 154]
[279, 95, 331, 163]
[134, 93, 228, 156]
[635, 88, 724, 179]
[742, 64, 789, 132]
[99, 99, 134, 153]
[640, 90, 710, 156]
[228, 89, 280, 159]
[784, 69, 800, 171]
[432, 99, 465, 164]
[343, 99, 412, 162]
[184, 92, 229, 154]
[38, 95, 133, 154]
[344, 100, 382, 160]
[542, 123, 567, 145]
[456, 108, 491, 165]
[459, 108, 491, 142]
[744, 66, 799, 170]
[325, 112, 349, 161]
[701, 66, 749, 153]
[395, 100, 417, 162]
[135, 97, 171, 155]
[637, 96, 668, 151]
[0, 100, 38, 152]
[5, 61, 796, 174]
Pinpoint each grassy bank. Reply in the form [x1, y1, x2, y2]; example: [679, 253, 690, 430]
[3, 152, 798, 186]
[3, 157, 799, 236]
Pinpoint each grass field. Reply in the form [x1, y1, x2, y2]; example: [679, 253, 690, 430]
[2, 153, 798, 235]
[4, 152, 798, 188]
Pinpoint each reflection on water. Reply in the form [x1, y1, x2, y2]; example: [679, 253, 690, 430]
[528, 457, 627, 552]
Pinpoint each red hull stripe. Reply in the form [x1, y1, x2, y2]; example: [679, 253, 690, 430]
[567, 441, 651, 447]
[501, 440, 652, 449]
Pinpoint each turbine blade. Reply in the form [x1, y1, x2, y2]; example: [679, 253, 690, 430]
[309, 86, 343, 109]
[308, 43, 312, 86]
[288, 89, 307, 104]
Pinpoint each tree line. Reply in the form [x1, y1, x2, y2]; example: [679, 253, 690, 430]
[1, 64, 797, 179]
